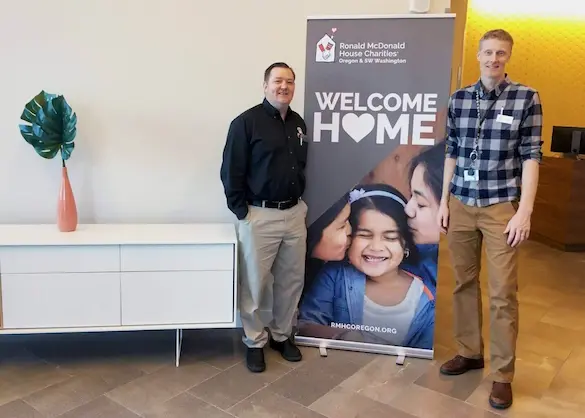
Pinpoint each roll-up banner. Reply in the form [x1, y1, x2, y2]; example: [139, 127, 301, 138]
[297, 13, 455, 359]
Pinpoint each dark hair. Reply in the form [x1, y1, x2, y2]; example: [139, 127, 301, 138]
[304, 192, 350, 289]
[349, 183, 419, 265]
[306, 192, 349, 259]
[408, 140, 446, 205]
[264, 62, 296, 82]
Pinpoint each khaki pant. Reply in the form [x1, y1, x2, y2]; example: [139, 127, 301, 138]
[237, 200, 308, 348]
[447, 196, 519, 383]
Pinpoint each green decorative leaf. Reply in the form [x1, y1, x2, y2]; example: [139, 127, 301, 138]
[18, 124, 39, 147]
[20, 90, 58, 124]
[37, 146, 61, 160]
[18, 90, 77, 162]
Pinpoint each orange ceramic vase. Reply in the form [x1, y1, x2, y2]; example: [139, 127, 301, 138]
[58, 166, 78, 232]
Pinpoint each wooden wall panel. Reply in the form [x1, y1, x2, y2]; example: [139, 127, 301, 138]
[531, 157, 585, 251]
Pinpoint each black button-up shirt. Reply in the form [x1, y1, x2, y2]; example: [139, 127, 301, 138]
[220, 99, 308, 220]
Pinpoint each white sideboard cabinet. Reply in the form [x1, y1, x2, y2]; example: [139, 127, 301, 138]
[0, 223, 238, 366]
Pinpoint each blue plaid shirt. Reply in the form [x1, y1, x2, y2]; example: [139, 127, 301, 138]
[445, 75, 543, 207]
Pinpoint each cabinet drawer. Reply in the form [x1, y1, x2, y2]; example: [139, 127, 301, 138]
[120, 270, 234, 326]
[0, 272, 121, 329]
[0, 245, 119, 274]
[120, 244, 234, 272]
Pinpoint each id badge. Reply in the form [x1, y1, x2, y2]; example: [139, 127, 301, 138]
[496, 106, 513, 125]
[464, 169, 479, 182]
[496, 113, 513, 125]
[297, 127, 308, 146]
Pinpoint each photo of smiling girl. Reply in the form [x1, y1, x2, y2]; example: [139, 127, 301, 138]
[297, 183, 435, 350]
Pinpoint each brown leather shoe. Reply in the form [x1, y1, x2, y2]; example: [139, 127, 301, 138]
[439, 355, 484, 375]
[489, 382, 513, 409]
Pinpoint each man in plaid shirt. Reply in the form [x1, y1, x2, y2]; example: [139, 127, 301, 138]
[437, 29, 543, 410]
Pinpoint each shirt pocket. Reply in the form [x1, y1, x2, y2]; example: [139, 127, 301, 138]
[294, 138, 308, 166]
[250, 136, 283, 160]
[291, 129, 309, 166]
[496, 110, 522, 140]
[333, 296, 350, 322]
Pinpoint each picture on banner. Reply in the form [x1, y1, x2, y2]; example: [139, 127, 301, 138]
[296, 15, 454, 355]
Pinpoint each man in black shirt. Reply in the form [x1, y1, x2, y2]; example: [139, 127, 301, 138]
[220, 62, 309, 373]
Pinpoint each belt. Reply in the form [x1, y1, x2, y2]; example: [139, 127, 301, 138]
[249, 198, 299, 210]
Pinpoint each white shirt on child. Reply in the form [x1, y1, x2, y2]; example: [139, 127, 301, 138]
[361, 277, 424, 346]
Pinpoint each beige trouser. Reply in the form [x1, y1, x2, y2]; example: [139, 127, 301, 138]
[237, 199, 308, 348]
[447, 196, 519, 383]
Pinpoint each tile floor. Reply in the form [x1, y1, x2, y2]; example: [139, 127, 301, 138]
[1, 237, 585, 417]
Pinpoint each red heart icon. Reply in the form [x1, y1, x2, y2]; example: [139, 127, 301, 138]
[332, 28, 337, 33]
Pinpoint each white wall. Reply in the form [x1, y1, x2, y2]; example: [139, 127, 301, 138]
[0, 0, 450, 225]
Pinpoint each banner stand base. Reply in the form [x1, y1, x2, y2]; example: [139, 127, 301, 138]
[295, 336, 434, 361]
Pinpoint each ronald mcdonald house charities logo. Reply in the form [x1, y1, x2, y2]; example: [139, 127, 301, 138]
[315, 32, 336, 62]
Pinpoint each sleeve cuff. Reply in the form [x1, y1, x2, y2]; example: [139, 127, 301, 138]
[236, 207, 248, 220]
[445, 143, 457, 158]
[521, 151, 543, 163]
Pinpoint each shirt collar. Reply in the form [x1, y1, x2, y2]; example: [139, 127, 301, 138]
[262, 98, 292, 119]
[474, 74, 511, 99]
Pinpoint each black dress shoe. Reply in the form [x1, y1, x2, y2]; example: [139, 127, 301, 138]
[269, 337, 302, 362]
[246, 347, 265, 373]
